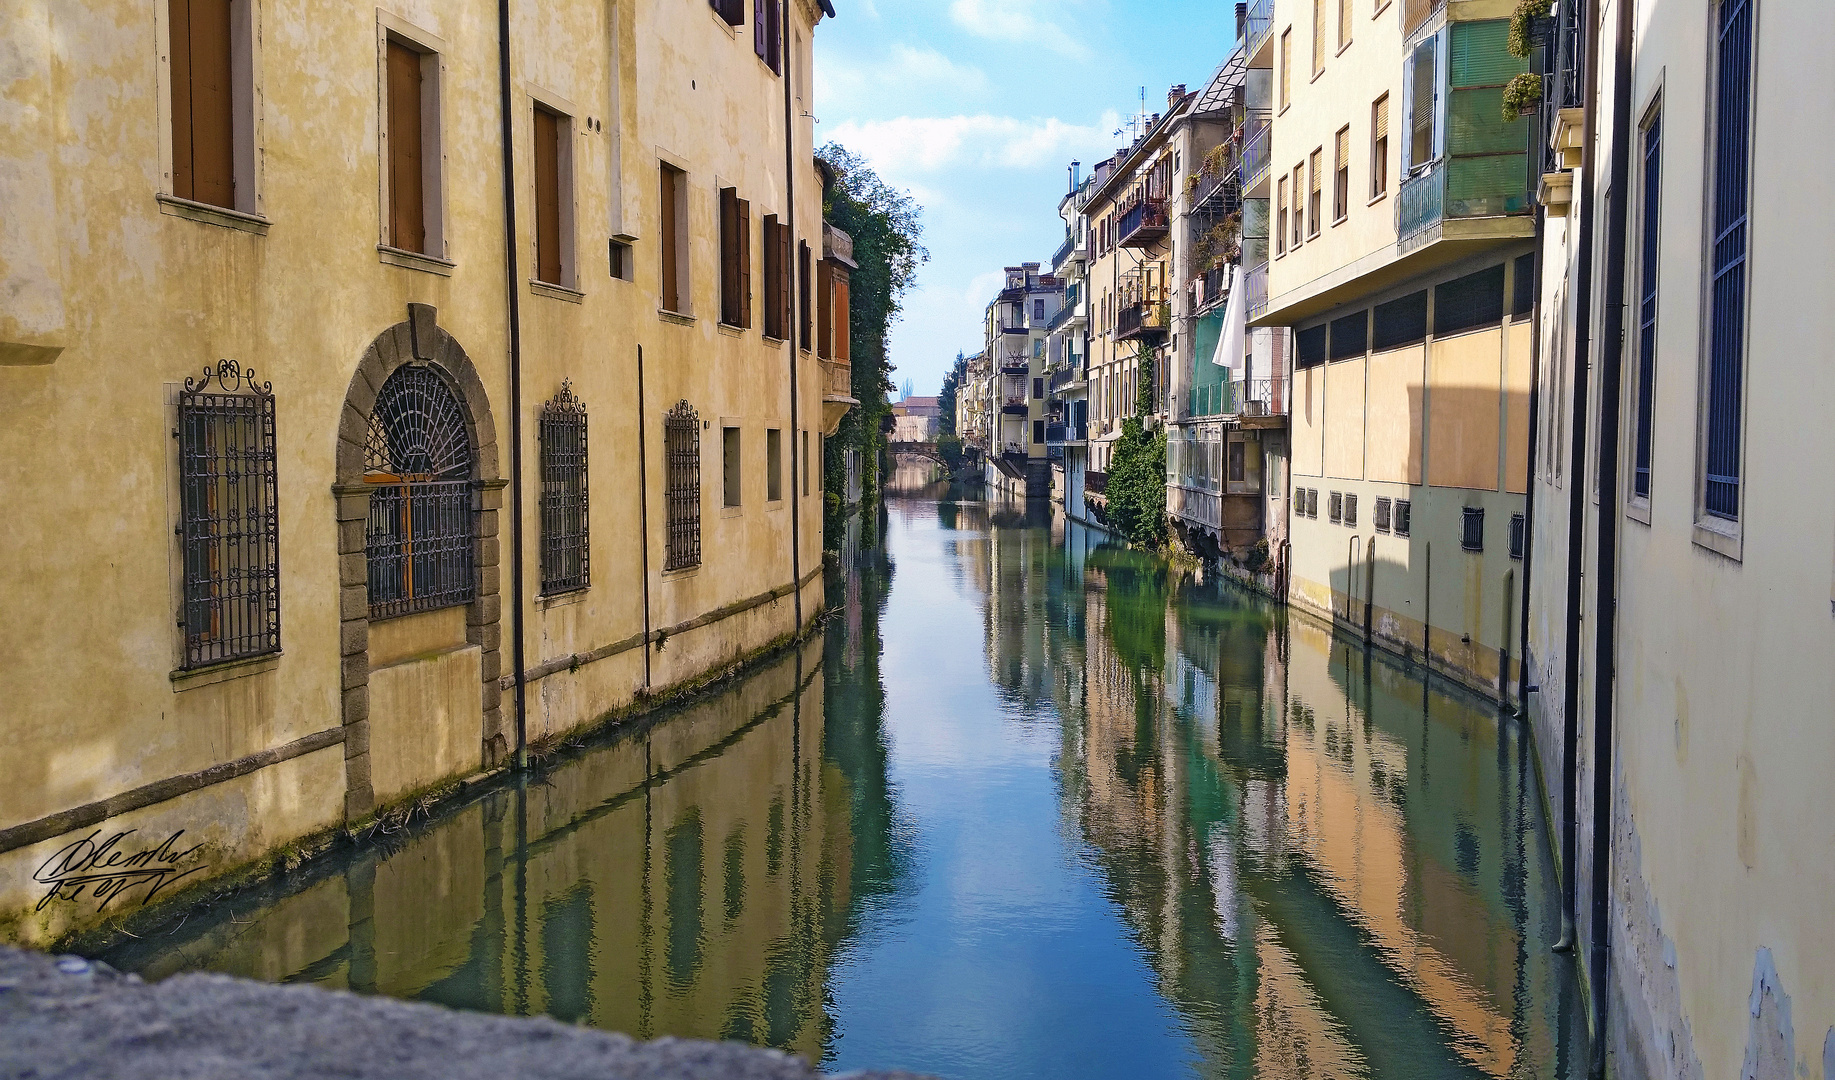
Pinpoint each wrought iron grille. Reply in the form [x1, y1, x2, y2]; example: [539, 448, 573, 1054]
[664, 401, 702, 571]
[176, 360, 281, 669]
[1704, 0, 1752, 520]
[365, 364, 476, 619]
[539, 381, 589, 594]
[1462, 506, 1486, 551]
[1634, 114, 1662, 500]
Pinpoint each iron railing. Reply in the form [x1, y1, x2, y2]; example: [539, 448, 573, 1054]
[1245, 262, 1269, 319]
[1085, 470, 1108, 495]
[1235, 375, 1288, 416]
[175, 360, 280, 669]
[1402, 0, 1444, 39]
[365, 363, 477, 620]
[664, 401, 701, 571]
[1239, 115, 1273, 192]
[1116, 301, 1168, 341]
[1398, 162, 1446, 245]
[538, 380, 589, 595]
[1245, 0, 1274, 57]
[1118, 197, 1169, 247]
[1052, 230, 1079, 271]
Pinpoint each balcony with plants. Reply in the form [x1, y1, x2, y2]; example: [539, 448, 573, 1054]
[1117, 190, 1170, 248]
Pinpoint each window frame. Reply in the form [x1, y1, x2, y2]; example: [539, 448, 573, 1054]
[1333, 125, 1351, 224]
[1307, 149, 1323, 237]
[530, 91, 578, 291]
[663, 402, 703, 571]
[766, 427, 784, 503]
[1371, 94, 1390, 200]
[364, 365, 478, 621]
[1280, 29, 1293, 111]
[159, 0, 263, 222]
[659, 161, 690, 315]
[1276, 176, 1289, 256]
[1629, 93, 1663, 517]
[719, 186, 754, 329]
[722, 424, 743, 509]
[538, 380, 590, 596]
[377, 17, 447, 264]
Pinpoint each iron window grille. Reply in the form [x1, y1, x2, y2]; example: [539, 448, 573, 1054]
[1375, 496, 1392, 532]
[1329, 491, 1344, 524]
[539, 380, 589, 595]
[365, 364, 476, 620]
[176, 360, 281, 669]
[1705, 0, 1752, 520]
[1509, 512, 1526, 560]
[1461, 506, 1485, 551]
[1394, 499, 1411, 537]
[1307, 488, 1320, 518]
[1344, 492, 1358, 527]
[1372, 290, 1428, 350]
[1434, 265, 1507, 337]
[665, 401, 702, 570]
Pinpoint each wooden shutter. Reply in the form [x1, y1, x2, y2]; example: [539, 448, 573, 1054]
[170, 0, 235, 208]
[534, 108, 562, 284]
[386, 41, 425, 253]
[1312, 0, 1324, 74]
[765, 0, 782, 73]
[736, 197, 752, 328]
[779, 223, 792, 338]
[798, 241, 811, 348]
[660, 166, 680, 312]
[762, 216, 781, 337]
[816, 260, 832, 359]
[754, 0, 767, 62]
[719, 187, 739, 325]
[833, 273, 849, 362]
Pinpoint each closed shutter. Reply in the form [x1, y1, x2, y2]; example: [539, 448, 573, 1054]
[817, 260, 832, 359]
[1313, 0, 1324, 74]
[762, 217, 782, 338]
[170, 0, 235, 208]
[798, 241, 812, 348]
[660, 167, 680, 312]
[737, 197, 752, 328]
[779, 222, 793, 338]
[754, 0, 767, 62]
[720, 187, 739, 325]
[534, 108, 562, 284]
[833, 274, 849, 361]
[1334, 127, 1350, 218]
[1372, 94, 1389, 195]
[386, 41, 425, 253]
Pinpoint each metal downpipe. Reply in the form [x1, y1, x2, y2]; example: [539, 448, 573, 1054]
[495, 0, 529, 770]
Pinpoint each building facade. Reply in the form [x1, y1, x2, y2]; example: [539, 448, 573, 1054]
[980, 263, 1061, 499]
[1046, 169, 1094, 521]
[0, 0, 849, 945]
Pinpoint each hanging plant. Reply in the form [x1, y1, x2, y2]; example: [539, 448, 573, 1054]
[1202, 142, 1231, 177]
[1507, 0, 1553, 58]
[1503, 72, 1544, 121]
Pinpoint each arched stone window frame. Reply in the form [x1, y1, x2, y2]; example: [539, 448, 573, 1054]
[332, 304, 505, 820]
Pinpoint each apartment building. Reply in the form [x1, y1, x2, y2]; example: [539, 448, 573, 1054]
[1252, 0, 1535, 698]
[1046, 168, 1094, 520]
[1522, 1, 1835, 1076]
[0, 0, 848, 945]
[981, 263, 1062, 499]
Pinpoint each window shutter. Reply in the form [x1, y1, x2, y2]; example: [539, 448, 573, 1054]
[762, 216, 781, 338]
[816, 260, 832, 359]
[834, 274, 849, 361]
[754, 0, 767, 62]
[736, 196, 753, 329]
[1313, 0, 1325, 73]
[172, 0, 236, 208]
[169, 0, 195, 199]
[533, 108, 562, 284]
[780, 223, 793, 338]
[660, 167, 680, 312]
[1374, 95, 1389, 141]
[719, 187, 739, 324]
[386, 41, 425, 253]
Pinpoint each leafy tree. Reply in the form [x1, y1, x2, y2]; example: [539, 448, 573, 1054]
[937, 352, 966, 438]
[817, 144, 928, 549]
[1103, 350, 1168, 546]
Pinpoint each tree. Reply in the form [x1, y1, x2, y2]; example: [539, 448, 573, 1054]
[817, 144, 928, 549]
[937, 352, 966, 438]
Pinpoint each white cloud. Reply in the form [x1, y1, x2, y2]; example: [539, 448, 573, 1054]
[823, 111, 1120, 177]
[816, 44, 988, 108]
[947, 0, 1089, 58]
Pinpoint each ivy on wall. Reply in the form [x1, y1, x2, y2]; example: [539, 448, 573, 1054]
[1104, 349, 1168, 547]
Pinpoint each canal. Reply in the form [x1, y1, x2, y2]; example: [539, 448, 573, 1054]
[98, 491, 1584, 1079]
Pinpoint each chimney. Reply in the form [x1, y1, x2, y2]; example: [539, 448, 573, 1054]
[1235, 2, 1247, 43]
[1168, 85, 1186, 109]
[1070, 159, 1081, 191]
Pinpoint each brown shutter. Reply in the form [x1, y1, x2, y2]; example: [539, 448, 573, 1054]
[780, 224, 793, 337]
[719, 187, 738, 324]
[171, 0, 235, 208]
[762, 216, 781, 338]
[798, 241, 811, 348]
[386, 41, 425, 253]
[817, 260, 832, 359]
[534, 108, 562, 284]
[737, 196, 753, 328]
[834, 273, 850, 362]
[660, 166, 679, 312]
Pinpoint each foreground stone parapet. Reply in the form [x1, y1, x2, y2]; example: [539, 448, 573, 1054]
[0, 948, 929, 1080]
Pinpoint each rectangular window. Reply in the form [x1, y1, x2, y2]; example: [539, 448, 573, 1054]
[1394, 499, 1411, 536]
[1308, 149, 1322, 236]
[533, 104, 573, 287]
[1292, 167, 1306, 247]
[798, 240, 812, 348]
[1704, 0, 1751, 521]
[1228, 441, 1246, 483]
[539, 383, 589, 595]
[1296, 323, 1328, 368]
[1308, 489, 1319, 518]
[660, 163, 686, 312]
[1407, 35, 1439, 171]
[383, 38, 438, 255]
[1280, 29, 1292, 109]
[177, 368, 280, 668]
[1434, 265, 1506, 336]
[767, 428, 783, 502]
[664, 404, 701, 570]
[1461, 506, 1485, 551]
[710, 0, 744, 26]
[1033, 419, 1046, 444]
[1034, 298, 1046, 321]
[1276, 178, 1288, 255]
[754, 0, 782, 73]
[1329, 490, 1344, 523]
[1033, 377, 1044, 399]
[763, 215, 788, 338]
[719, 187, 752, 328]
[802, 430, 810, 496]
[1329, 310, 1368, 360]
[817, 260, 833, 358]
[1630, 109, 1661, 502]
[1509, 512, 1526, 559]
[1373, 290, 1428, 350]
[1333, 126, 1350, 222]
[609, 239, 632, 280]
[1339, 0, 1352, 49]
[169, 0, 264, 216]
[1344, 492, 1358, 527]
[723, 426, 742, 507]
[1371, 94, 1389, 197]
[1375, 495, 1392, 532]
[1312, 0, 1325, 76]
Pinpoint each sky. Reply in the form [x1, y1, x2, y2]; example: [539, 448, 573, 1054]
[814, 0, 1243, 400]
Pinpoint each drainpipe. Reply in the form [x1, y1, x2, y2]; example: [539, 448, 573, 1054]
[781, 0, 804, 634]
[496, 0, 529, 769]
[1554, 0, 1603, 955]
[1587, 0, 1636, 1070]
[636, 345, 652, 689]
[1516, 204, 1546, 715]
[1363, 534, 1375, 642]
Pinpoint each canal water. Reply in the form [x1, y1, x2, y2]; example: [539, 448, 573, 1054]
[99, 490, 1584, 1080]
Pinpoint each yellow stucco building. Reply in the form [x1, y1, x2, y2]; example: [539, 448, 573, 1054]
[0, 0, 851, 945]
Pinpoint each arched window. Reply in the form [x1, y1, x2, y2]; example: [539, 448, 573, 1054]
[365, 365, 475, 618]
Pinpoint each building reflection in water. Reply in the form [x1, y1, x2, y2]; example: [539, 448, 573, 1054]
[101, 490, 1578, 1079]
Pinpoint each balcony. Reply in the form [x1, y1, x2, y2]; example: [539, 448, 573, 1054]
[1197, 266, 1228, 312]
[1000, 356, 1031, 375]
[820, 358, 857, 435]
[1084, 470, 1107, 496]
[1048, 365, 1083, 394]
[1117, 197, 1169, 248]
[1397, 154, 1533, 253]
[1239, 115, 1273, 194]
[1115, 300, 1168, 342]
[1245, 0, 1275, 63]
[1046, 284, 1083, 332]
[1234, 375, 1288, 418]
[1244, 262, 1269, 320]
[1402, 0, 1445, 39]
[1051, 231, 1084, 273]
[1001, 397, 1030, 415]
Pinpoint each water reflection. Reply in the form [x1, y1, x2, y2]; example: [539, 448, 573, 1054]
[100, 491, 1579, 1079]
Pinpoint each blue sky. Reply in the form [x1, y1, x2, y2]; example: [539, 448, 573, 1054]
[815, 0, 1242, 399]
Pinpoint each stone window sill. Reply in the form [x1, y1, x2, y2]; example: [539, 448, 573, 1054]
[1692, 519, 1742, 562]
[717, 322, 746, 337]
[156, 194, 270, 235]
[531, 280, 585, 304]
[659, 309, 695, 326]
[537, 587, 589, 610]
[171, 651, 280, 691]
[380, 246, 455, 276]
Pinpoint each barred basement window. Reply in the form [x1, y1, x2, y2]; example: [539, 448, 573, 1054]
[539, 380, 589, 595]
[1344, 492, 1358, 527]
[665, 401, 702, 570]
[176, 360, 280, 669]
[1329, 491, 1344, 523]
[1375, 496, 1392, 532]
[366, 365, 476, 619]
[1461, 506, 1485, 551]
[1394, 499, 1411, 536]
[1307, 488, 1320, 518]
[1509, 512, 1526, 560]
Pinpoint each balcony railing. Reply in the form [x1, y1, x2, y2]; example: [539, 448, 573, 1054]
[1402, 0, 1444, 39]
[1045, 423, 1069, 444]
[1052, 231, 1081, 271]
[822, 358, 851, 398]
[1398, 163, 1446, 246]
[1085, 470, 1108, 496]
[1245, 0, 1275, 58]
[1117, 197, 1169, 248]
[1046, 284, 1082, 332]
[1235, 375, 1288, 416]
[1190, 379, 1235, 418]
[1000, 357, 1030, 374]
[1240, 116, 1273, 191]
[1200, 266, 1227, 310]
[1049, 365, 1082, 393]
[1245, 262, 1269, 319]
[1115, 300, 1168, 341]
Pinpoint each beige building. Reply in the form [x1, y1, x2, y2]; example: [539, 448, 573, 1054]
[1523, 0, 1835, 1076]
[980, 263, 1061, 499]
[1253, 0, 1535, 699]
[0, 0, 850, 945]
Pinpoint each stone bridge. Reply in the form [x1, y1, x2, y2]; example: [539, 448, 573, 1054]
[888, 440, 947, 465]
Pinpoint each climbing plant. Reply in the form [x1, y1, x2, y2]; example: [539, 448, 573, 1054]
[1102, 349, 1168, 547]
